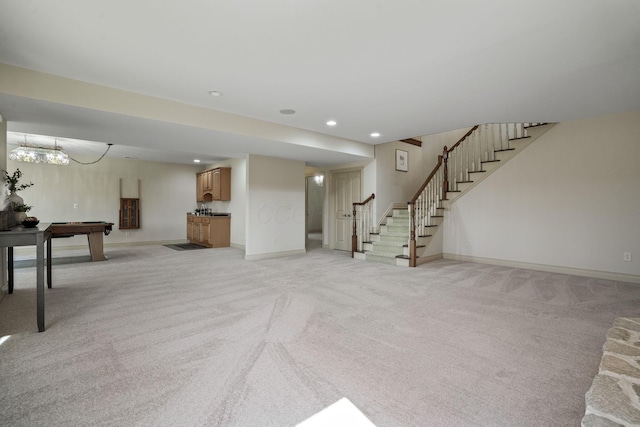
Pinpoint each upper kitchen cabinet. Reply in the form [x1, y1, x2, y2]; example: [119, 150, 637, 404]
[211, 168, 231, 200]
[196, 167, 231, 201]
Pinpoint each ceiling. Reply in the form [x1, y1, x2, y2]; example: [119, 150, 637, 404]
[1, 1, 639, 166]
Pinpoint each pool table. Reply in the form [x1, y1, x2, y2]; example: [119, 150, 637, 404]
[51, 221, 113, 261]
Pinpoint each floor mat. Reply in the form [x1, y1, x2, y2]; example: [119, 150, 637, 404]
[163, 243, 206, 251]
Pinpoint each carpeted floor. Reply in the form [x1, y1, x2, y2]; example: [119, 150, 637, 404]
[0, 243, 639, 426]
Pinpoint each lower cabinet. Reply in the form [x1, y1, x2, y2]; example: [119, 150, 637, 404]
[187, 215, 230, 248]
[187, 215, 195, 241]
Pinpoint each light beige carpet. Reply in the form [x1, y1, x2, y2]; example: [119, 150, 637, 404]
[1, 244, 639, 426]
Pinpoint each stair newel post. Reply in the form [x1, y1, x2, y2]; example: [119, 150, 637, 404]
[442, 147, 449, 197]
[408, 200, 417, 267]
[351, 203, 357, 258]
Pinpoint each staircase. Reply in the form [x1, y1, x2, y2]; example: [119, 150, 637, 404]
[360, 207, 411, 265]
[353, 122, 554, 266]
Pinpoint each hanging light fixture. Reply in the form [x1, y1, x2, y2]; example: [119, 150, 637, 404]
[9, 136, 70, 166]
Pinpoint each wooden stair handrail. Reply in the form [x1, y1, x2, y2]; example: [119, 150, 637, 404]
[408, 125, 478, 267]
[409, 125, 478, 204]
[352, 193, 375, 257]
[353, 193, 375, 206]
[446, 125, 479, 154]
[410, 156, 443, 203]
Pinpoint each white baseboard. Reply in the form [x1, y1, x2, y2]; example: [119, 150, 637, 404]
[443, 253, 640, 284]
[230, 243, 245, 250]
[245, 249, 306, 261]
[416, 253, 444, 265]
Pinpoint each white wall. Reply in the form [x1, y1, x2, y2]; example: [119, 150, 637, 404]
[245, 154, 306, 259]
[8, 156, 201, 249]
[443, 110, 640, 279]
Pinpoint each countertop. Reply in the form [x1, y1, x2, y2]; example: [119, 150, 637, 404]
[187, 212, 230, 217]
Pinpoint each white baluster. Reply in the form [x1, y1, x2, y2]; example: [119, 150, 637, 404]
[511, 123, 516, 145]
[483, 124, 487, 165]
[494, 123, 498, 160]
[420, 193, 423, 230]
[485, 124, 490, 162]
[458, 146, 463, 185]
[453, 147, 458, 191]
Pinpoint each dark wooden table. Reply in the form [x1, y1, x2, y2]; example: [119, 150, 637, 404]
[51, 222, 113, 261]
[1, 223, 52, 332]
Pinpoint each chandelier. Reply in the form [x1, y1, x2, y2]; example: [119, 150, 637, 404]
[8, 133, 113, 166]
[9, 136, 70, 166]
[9, 144, 70, 166]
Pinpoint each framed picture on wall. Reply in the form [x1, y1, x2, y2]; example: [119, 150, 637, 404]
[396, 149, 408, 172]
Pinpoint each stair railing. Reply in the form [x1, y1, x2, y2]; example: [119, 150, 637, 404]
[407, 155, 444, 267]
[408, 123, 544, 266]
[447, 123, 527, 192]
[352, 193, 375, 257]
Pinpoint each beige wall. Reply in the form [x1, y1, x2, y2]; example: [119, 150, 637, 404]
[443, 110, 640, 280]
[8, 155, 201, 251]
[245, 154, 306, 259]
[373, 142, 423, 216]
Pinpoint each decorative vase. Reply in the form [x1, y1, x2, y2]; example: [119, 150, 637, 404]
[14, 211, 27, 224]
[8, 192, 25, 226]
[8, 191, 23, 208]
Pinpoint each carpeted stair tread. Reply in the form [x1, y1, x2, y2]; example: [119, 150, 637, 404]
[363, 209, 410, 265]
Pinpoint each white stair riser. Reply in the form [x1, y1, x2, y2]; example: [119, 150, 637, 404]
[396, 257, 410, 267]
[385, 217, 410, 225]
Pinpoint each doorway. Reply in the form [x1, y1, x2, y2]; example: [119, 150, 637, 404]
[306, 174, 324, 251]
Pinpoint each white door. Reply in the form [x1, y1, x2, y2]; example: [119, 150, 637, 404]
[332, 170, 361, 251]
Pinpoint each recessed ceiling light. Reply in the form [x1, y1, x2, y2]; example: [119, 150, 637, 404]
[208, 90, 223, 97]
[279, 109, 296, 115]
[326, 120, 337, 126]
[194, 159, 201, 163]
[370, 132, 381, 138]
